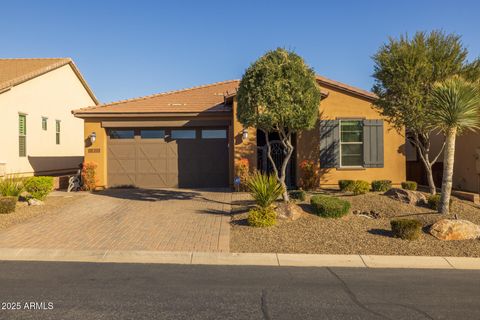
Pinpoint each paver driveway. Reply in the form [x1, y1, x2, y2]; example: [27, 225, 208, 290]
[0, 189, 232, 252]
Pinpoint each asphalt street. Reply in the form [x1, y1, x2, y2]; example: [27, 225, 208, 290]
[0, 261, 478, 319]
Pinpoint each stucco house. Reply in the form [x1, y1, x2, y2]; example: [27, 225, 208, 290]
[0, 58, 98, 177]
[73, 76, 406, 189]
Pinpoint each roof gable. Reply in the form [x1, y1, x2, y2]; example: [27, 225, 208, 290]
[0, 58, 98, 104]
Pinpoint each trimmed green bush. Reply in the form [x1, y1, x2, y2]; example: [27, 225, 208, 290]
[351, 180, 370, 195]
[427, 194, 452, 210]
[401, 181, 418, 191]
[289, 189, 306, 201]
[371, 180, 392, 192]
[0, 196, 17, 214]
[24, 176, 54, 200]
[0, 175, 24, 197]
[246, 171, 283, 208]
[310, 195, 351, 218]
[390, 219, 422, 240]
[338, 180, 355, 191]
[247, 206, 276, 227]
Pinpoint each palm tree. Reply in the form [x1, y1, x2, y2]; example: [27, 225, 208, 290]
[430, 76, 480, 214]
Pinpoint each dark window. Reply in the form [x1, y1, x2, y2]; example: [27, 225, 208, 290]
[340, 120, 363, 167]
[42, 117, 48, 131]
[55, 120, 61, 144]
[110, 129, 134, 139]
[171, 130, 196, 139]
[201, 129, 226, 139]
[19, 114, 26, 157]
[141, 129, 165, 139]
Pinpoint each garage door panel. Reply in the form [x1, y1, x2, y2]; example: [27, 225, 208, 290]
[108, 127, 228, 188]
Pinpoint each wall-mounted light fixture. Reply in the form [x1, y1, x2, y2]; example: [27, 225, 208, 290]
[89, 132, 97, 144]
[242, 128, 248, 141]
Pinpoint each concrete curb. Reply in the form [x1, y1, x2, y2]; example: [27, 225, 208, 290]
[0, 248, 479, 270]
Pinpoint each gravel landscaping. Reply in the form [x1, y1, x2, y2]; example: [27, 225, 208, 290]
[0, 193, 86, 231]
[230, 190, 480, 257]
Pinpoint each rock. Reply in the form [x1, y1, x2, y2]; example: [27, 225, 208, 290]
[27, 198, 44, 206]
[276, 202, 303, 221]
[384, 188, 427, 206]
[430, 219, 480, 240]
[352, 210, 360, 215]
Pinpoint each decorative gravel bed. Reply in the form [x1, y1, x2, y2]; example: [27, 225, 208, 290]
[0, 193, 86, 231]
[230, 191, 480, 257]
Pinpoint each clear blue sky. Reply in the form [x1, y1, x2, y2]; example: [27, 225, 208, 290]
[2, 0, 479, 103]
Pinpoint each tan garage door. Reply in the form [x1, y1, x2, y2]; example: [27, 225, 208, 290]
[107, 128, 229, 188]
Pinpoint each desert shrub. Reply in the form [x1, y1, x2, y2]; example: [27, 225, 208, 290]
[298, 160, 319, 191]
[427, 194, 452, 210]
[0, 175, 24, 197]
[351, 180, 370, 195]
[390, 219, 422, 240]
[234, 158, 250, 191]
[24, 176, 53, 200]
[338, 180, 355, 191]
[371, 180, 392, 192]
[247, 206, 276, 227]
[289, 189, 306, 201]
[82, 162, 98, 191]
[0, 196, 17, 214]
[246, 171, 283, 208]
[310, 195, 351, 218]
[401, 181, 418, 191]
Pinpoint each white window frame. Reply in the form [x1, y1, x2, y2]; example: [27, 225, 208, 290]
[339, 119, 364, 168]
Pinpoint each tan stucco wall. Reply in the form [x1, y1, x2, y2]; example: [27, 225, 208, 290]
[429, 131, 480, 193]
[83, 120, 108, 187]
[232, 98, 257, 173]
[296, 84, 406, 187]
[0, 64, 96, 175]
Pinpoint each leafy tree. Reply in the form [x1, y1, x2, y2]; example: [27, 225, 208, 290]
[430, 77, 480, 214]
[237, 48, 321, 201]
[372, 31, 480, 194]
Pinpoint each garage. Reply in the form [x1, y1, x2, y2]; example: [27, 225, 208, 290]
[107, 127, 229, 188]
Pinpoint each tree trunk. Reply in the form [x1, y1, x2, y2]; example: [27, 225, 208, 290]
[439, 127, 457, 214]
[411, 133, 445, 195]
[263, 129, 292, 202]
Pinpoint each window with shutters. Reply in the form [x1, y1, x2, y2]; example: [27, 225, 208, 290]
[340, 120, 363, 167]
[19, 114, 27, 157]
[55, 120, 61, 145]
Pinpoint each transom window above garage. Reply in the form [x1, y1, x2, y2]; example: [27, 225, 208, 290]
[171, 130, 196, 139]
[110, 129, 134, 139]
[201, 129, 226, 139]
[140, 129, 165, 139]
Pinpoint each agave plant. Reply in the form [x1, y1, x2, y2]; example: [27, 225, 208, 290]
[246, 171, 284, 208]
[430, 76, 480, 214]
[0, 174, 24, 197]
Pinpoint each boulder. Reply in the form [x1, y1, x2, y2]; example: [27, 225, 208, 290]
[28, 198, 44, 206]
[384, 188, 427, 206]
[430, 219, 480, 241]
[276, 202, 303, 221]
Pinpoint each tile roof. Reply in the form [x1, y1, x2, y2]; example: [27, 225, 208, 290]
[0, 58, 98, 104]
[73, 75, 376, 116]
[74, 80, 240, 115]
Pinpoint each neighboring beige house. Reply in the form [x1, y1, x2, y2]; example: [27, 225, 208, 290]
[407, 131, 480, 196]
[0, 58, 98, 176]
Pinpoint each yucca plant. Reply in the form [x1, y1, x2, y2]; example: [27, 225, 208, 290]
[0, 174, 24, 198]
[430, 76, 480, 214]
[246, 171, 284, 208]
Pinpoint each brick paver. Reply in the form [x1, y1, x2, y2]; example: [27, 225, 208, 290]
[0, 189, 232, 252]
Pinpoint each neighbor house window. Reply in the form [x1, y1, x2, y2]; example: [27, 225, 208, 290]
[42, 117, 48, 131]
[171, 130, 196, 139]
[19, 114, 26, 157]
[55, 120, 61, 144]
[340, 120, 363, 167]
[201, 129, 226, 139]
[140, 129, 165, 139]
[110, 129, 134, 139]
